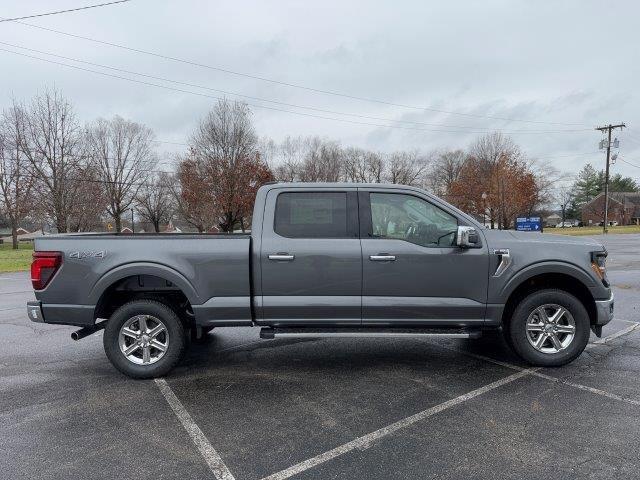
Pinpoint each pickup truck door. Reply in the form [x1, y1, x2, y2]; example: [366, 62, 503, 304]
[258, 188, 362, 325]
[359, 189, 489, 326]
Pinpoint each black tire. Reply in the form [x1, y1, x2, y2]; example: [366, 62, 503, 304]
[507, 289, 590, 367]
[103, 299, 186, 379]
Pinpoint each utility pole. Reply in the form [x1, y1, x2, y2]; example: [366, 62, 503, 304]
[595, 123, 625, 234]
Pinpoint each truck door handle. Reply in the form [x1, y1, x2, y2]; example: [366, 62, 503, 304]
[268, 253, 295, 261]
[369, 254, 396, 262]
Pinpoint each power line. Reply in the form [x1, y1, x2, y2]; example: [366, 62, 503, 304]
[618, 157, 640, 169]
[0, 41, 594, 134]
[0, 47, 596, 136]
[622, 132, 640, 145]
[154, 140, 188, 147]
[7, 19, 591, 127]
[533, 151, 599, 160]
[0, 0, 131, 23]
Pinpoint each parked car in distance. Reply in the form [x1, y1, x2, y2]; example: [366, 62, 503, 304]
[27, 183, 614, 378]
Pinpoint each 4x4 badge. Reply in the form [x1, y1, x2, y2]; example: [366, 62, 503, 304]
[70, 250, 106, 260]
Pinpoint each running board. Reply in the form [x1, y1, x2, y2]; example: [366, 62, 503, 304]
[259, 327, 482, 340]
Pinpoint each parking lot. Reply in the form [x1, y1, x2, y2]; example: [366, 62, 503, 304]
[1, 234, 639, 480]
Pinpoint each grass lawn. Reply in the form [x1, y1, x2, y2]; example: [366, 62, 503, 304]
[545, 225, 640, 236]
[0, 243, 33, 273]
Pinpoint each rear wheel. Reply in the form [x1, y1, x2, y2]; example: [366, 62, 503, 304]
[507, 289, 590, 367]
[104, 299, 186, 379]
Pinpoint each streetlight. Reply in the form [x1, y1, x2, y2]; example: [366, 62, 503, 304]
[481, 192, 488, 228]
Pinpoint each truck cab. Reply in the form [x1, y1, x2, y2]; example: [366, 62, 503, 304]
[253, 184, 488, 327]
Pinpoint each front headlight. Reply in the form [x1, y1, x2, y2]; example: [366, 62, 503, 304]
[591, 251, 608, 286]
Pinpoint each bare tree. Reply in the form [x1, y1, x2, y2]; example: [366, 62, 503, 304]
[0, 102, 35, 248]
[387, 150, 429, 186]
[429, 149, 465, 196]
[528, 159, 565, 215]
[68, 163, 107, 232]
[136, 172, 175, 233]
[465, 132, 524, 227]
[556, 185, 574, 227]
[18, 89, 84, 233]
[469, 131, 520, 166]
[86, 116, 156, 232]
[170, 165, 213, 233]
[190, 98, 257, 163]
[343, 147, 384, 183]
[298, 137, 343, 182]
[272, 136, 306, 182]
[184, 99, 273, 232]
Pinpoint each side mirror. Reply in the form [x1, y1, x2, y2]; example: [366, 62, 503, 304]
[456, 226, 479, 248]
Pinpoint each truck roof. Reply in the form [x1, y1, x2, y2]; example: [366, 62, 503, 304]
[263, 182, 424, 190]
[257, 182, 482, 229]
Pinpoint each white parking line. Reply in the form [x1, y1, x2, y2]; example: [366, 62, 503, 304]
[533, 369, 640, 406]
[155, 378, 236, 480]
[591, 322, 640, 344]
[436, 346, 640, 407]
[260, 369, 533, 480]
[616, 318, 640, 325]
[215, 339, 268, 354]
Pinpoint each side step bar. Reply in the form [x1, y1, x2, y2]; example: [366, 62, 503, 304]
[260, 327, 481, 340]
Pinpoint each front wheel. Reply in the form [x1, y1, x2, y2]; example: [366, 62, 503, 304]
[507, 289, 590, 367]
[103, 299, 186, 379]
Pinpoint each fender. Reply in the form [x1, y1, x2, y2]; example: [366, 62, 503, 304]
[88, 262, 201, 306]
[497, 260, 596, 304]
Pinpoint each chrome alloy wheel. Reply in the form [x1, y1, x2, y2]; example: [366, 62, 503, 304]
[526, 304, 576, 354]
[118, 315, 169, 365]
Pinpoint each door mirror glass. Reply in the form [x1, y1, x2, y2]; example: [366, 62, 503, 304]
[456, 226, 479, 248]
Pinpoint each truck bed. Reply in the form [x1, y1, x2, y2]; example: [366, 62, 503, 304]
[33, 234, 252, 327]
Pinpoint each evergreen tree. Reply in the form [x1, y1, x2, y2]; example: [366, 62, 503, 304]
[572, 163, 639, 207]
[608, 173, 639, 192]
[573, 164, 600, 206]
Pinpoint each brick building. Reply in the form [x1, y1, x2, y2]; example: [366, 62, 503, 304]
[581, 192, 640, 226]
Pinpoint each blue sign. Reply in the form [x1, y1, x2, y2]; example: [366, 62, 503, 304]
[516, 216, 542, 232]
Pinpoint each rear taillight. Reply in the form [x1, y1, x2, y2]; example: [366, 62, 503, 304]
[31, 251, 62, 290]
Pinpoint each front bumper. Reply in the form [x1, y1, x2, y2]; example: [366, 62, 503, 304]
[594, 293, 614, 326]
[27, 301, 44, 323]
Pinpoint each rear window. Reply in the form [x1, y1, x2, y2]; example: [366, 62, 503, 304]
[274, 192, 348, 238]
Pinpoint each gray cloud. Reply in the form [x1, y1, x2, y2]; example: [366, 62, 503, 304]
[0, 0, 638, 178]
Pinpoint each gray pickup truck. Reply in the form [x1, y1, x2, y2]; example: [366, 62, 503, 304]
[27, 182, 614, 378]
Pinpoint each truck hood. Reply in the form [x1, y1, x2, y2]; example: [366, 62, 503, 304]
[482, 229, 605, 250]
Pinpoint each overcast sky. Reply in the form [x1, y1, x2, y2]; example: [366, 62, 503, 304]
[1, 0, 639, 181]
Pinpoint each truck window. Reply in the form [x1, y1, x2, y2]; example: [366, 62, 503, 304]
[275, 192, 348, 238]
[370, 193, 458, 247]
